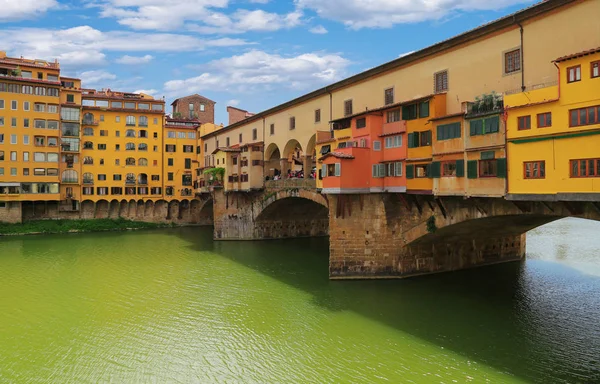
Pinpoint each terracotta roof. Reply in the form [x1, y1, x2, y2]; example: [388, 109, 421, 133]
[429, 111, 466, 122]
[0, 58, 59, 69]
[212, 147, 242, 154]
[379, 130, 405, 138]
[240, 141, 264, 148]
[554, 47, 600, 63]
[330, 93, 438, 123]
[319, 151, 355, 161]
[202, 0, 573, 139]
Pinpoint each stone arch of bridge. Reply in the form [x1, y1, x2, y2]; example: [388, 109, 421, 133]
[255, 189, 328, 223]
[393, 196, 600, 247]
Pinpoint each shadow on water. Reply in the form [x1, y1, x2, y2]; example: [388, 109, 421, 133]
[176, 224, 600, 384]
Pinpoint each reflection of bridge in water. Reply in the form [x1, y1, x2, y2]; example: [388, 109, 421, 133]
[194, 178, 600, 280]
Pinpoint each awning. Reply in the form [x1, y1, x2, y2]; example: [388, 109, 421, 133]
[320, 145, 331, 154]
[0, 182, 20, 187]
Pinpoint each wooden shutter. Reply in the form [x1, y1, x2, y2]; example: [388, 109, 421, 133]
[455, 159, 465, 177]
[334, 163, 341, 176]
[407, 133, 415, 148]
[470, 119, 483, 136]
[497, 158, 507, 178]
[467, 160, 478, 179]
[426, 163, 432, 178]
[430, 161, 441, 178]
[406, 164, 414, 179]
[321, 164, 327, 177]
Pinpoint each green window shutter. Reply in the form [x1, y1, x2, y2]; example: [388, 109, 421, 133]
[426, 164, 432, 178]
[497, 158, 507, 178]
[469, 120, 477, 136]
[437, 126, 443, 141]
[431, 161, 441, 178]
[419, 101, 430, 118]
[406, 164, 414, 179]
[453, 122, 462, 138]
[470, 119, 483, 136]
[402, 106, 410, 120]
[413, 132, 421, 147]
[455, 159, 465, 177]
[488, 115, 500, 133]
[467, 160, 478, 179]
[407, 133, 414, 148]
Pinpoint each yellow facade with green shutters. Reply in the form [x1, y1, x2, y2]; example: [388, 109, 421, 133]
[506, 49, 600, 200]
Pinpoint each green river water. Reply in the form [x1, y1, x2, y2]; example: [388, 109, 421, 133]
[1, 218, 599, 383]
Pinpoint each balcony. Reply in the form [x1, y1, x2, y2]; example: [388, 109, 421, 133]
[465, 93, 504, 118]
[125, 180, 136, 185]
[82, 119, 99, 126]
[61, 178, 79, 184]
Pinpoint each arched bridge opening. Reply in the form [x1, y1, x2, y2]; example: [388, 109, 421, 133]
[254, 196, 329, 239]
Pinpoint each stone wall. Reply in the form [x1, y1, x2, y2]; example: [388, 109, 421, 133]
[0, 202, 23, 223]
[1, 199, 214, 226]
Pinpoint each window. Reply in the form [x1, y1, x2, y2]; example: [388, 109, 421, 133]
[188, 132, 196, 139]
[168, 172, 174, 181]
[153, 118, 158, 125]
[518, 115, 531, 130]
[226, 137, 230, 147]
[23, 119, 30, 128]
[61, 107, 79, 121]
[569, 106, 599, 127]
[437, 122, 461, 140]
[138, 103, 149, 110]
[384, 88, 394, 105]
[183, 145, 194, 153]
[34, 103, 45, 112]
[100, 130, 108, 137]
[537, 113, 552, 128]
[567, 65, 581, 83]
[315, 109, 321, 123]
[47, 137, 57, 147]
[47, 121, 58, 130]
[570, 158, 600, 178]
[21, 71, 32, 78]
[419, 101, 430, 118]
[23, 168, 29, 176]
[11, 118, 17, 127]
[356, 118, 366, 129]
[34, 119, 45, 129]
[124, 102, 135, 109]
[139, 116, 148, 127]
[10, 151, 17, 161]
[139, 158, 148, 166]
[0, 151, 3, 161]
[252, 128, 257, 141]
[23, 135, 30, 145]
[166, 144, 176, 152]
[384, 135, 402, 148]
[441, 161, 457, 177]
[98, 144, 107, 150]
[469, 116, 500, 135]
[125, 143, 135, 151]
[34, 152, 46, 162]
[415, 164, 428, 178]
[10, 134, 17, 144]
[402, 104, 417, 120]
[31, 168, 42, 176]
[126, 157, 135, 166]
[113, 174, 121, 181]
[34, 87, 46, 96]
[0, 100, 3, 109]
[344, 100, 353, 116]
[270, 124, 275, 135]
[47, 105, 58, 113]
[138, 143, 148, 151]
[152, 175, 160, 181]
[168, 158, 174, 166]
[479, 159, 498, 177]
[66, 94, 74, 103]
[185, 158, 192, 169]
[0, 118, 3, 127]
[504, 49, 521, 74]
[592, 61, 600, 79]
[434, 70, 448, 93]
[11, 100, 17, 110]
[290, 116, 295, 130]
[83, 156, 93, 165]
[126, 129, 136, 138]
[83, 128, 94, 136]
[23, 86, 34, 95]
[524, 161, 545, 179]
[387, 110, 400, 123]
[126, 115, 136, 126]
[385, 162, 402, 177]
[97, 174, 107, 181]
[177, 132, 186, 139]
[23, 101, 30, 111]
[373, 141, 381, 151]
[167, 131, 176, 139]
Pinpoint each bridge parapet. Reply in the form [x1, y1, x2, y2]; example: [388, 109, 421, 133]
[265, 179, 317, 191]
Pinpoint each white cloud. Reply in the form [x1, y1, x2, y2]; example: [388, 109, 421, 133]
[227, 99, 240, 106]
[0, 26, 250, 70]
[0, 0, 58, 22]
[309, 25, 328, 34]
[296, 0, 532, 29]
[78, 70, 117, 87]
[96, 0, 302, 33]
[164, 49, 350, 96]
[134, 89, 160, 96]
[116, 54, 154, 65]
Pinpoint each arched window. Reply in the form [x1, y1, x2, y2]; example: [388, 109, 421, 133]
[126, 157, 135, 166]
[138, 158, 148, 166]
[83, 156, 94, 165]
[83, 113, 95, 125]
[126, 173, 136, 184]
[139, 116, 148, 127]
[83, 127, 94, 136]
[138, 173, 148, 184]
[83, 141, 93, 149]
[126, 129, 136, 138]
[126, 115, 136, 126]
[126, 142, 135, 151]
[83, 172, 94, 184]
[138, 143, 148, 151]
[61, 169, 78, 183]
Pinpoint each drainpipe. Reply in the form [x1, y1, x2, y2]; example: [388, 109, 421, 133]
[515, 16, 525, 92]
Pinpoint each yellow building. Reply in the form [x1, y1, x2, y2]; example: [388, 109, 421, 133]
[164, 117, 199, 199]
[0, 51, 62, 204]
[506, 47, 600, 200]
[79, 89, 165, 201]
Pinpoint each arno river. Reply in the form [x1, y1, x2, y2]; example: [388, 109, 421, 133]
[1, 218, 599, 383]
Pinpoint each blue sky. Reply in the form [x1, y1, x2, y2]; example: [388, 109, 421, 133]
[0, 0, 535, 124]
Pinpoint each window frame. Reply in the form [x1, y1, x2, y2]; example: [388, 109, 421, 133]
[570, 158, 600, 178]
[384, 87, 394, 105]
[479, 159, 498, 178]
[537, 112, 552, 128]
[592, 61, 600, 79]
[567, 65, 581, 83]
[523, 160, 546, 179]
[504, 48, 521, 74]
[434, 70, 448, 93]
[344, 99, 353, 117]
[518, 115, 531, 130]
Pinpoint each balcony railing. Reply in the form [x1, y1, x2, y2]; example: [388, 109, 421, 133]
[61, 178, 79, 184]
[83, 179, 94, 185]
[125, 180, 136, 185]
[82, 119, 99, 126]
